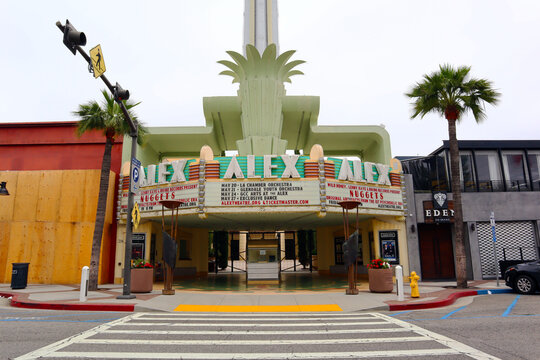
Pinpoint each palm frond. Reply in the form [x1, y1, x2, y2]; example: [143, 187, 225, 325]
[406, 64, 500, 122]
[74, 89, 145, 142]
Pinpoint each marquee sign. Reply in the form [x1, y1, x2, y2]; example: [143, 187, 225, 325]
[119, 155, 404, 217]
[205, 180, 320, 207]
[121, 183, 199, 213]
[326, 181, 404, 211]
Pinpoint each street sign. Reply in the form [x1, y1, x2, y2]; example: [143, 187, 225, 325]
[490, 211, 500, 286]
[89, 44, 106, 78]
[131, 158, 141, 194]
[132, 202, 141, 230]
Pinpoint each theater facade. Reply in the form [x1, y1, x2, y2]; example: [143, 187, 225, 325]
[113, 43, 408, 285]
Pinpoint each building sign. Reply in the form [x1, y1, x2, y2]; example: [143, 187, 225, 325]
[205, 180, 320, 207]
[423, 200, 455, 223]
[432, 191, 448, 210]
[120, 155, 404, 217]
[135, 156, 394, 186]
[326, 181, 403, 211]
[379, 230, 399, 263]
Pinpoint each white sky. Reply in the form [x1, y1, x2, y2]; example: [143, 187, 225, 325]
[1, 0, 539, 157]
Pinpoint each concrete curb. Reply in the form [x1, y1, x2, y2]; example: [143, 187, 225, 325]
[0, 291, 135, 312]
[1, 287, 514, 313]
[388, 288, 513, 311]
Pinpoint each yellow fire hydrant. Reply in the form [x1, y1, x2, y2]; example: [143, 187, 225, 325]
[409, 271, 420, 298]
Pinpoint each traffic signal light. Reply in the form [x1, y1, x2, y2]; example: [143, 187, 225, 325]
[61, 20, 86, 55]
[114, 82, 130, 101]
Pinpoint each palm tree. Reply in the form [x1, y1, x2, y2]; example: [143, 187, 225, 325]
[74, 89, 146, 290]
[406, 64, 500, 288]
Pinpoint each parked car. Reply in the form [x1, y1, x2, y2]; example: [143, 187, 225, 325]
[504, 260, 540, 294]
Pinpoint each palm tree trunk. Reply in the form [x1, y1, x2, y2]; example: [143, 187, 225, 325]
[88, 136, 114, 290]
[447, 118, 468, 288]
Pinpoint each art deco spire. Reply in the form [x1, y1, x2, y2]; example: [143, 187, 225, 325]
[243, 0, 279, 55]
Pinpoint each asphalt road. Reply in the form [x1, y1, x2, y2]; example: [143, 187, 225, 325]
[384, 293, 540, 360]
[2, 293, 539, 359]
[0, 299, 126, 360]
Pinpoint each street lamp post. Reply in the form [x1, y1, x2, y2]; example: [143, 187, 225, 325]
[339, 200, 361, 295]
[56, 20, 137, 299]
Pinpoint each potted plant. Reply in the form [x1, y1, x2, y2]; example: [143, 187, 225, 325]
[131, 259, 154, 293]
[367, 258, 393, 293]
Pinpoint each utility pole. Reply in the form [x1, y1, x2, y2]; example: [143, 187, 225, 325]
[56, 19, 137, 299]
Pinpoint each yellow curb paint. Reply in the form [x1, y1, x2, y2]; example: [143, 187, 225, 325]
[174, 304, 342, 312]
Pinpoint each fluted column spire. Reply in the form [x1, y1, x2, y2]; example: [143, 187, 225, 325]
[243, 0, 279, 55]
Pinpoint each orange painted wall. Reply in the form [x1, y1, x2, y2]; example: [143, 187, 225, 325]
[0, 170, 116, 284]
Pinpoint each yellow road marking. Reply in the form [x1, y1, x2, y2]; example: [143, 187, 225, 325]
[174, 304, 342, 312]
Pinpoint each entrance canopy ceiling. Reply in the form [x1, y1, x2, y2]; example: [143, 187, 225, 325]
[142, 209, 375, 232]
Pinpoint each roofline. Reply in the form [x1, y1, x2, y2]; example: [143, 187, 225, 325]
[0, 121, 78, 128]
[429, 140, 540, 155]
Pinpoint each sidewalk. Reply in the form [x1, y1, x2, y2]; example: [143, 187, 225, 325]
[0, 280, 513, 313]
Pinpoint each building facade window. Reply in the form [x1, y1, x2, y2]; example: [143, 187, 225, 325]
[527, 150, 540, 191]
[459, 151, 476, 191]
[501, 150, 529, 191]
[474, 151, 503, 191]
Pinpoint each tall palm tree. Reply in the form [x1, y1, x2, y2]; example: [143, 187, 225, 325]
[406, 64, 500, 288]
[74, 89, 146, 290]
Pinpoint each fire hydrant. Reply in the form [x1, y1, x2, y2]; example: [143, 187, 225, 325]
[409, 271, 420, 298]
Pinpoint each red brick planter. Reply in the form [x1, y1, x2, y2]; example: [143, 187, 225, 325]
[368, 268, 394, 293]
[130, 268, 153, 293]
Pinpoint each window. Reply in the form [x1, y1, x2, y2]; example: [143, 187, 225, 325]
[527, 151, 540, 190]
[401, 153, 449, 191]
[502, 151, 529, 191]
[178, 239, 190, 260]
[474, 151, 503, 191]
[459, 151, 476, 191]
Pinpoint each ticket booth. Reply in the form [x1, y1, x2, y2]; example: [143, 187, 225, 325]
[246, 240, 279, 283]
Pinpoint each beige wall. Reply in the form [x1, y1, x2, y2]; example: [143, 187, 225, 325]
[114, 222, 209, 284]
[0, 170, 116, 284]
[316, 216, 408, 276]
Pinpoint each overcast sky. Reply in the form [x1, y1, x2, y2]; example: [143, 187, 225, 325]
[1, 0, 539, 157]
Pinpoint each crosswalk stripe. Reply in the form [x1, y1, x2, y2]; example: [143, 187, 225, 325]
[39, 349, 462, 359]
[139, 312, 373, 317]
[78, 336, 427, 345]
[136, 315, 375, 321]
[174, 304, 342, 312]
[122, 320, 389, 327]
[102, 327, 412, 335]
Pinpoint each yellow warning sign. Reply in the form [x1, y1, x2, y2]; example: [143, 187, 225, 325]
[132, 202, 141, 229]
[89, 44, 106, 78]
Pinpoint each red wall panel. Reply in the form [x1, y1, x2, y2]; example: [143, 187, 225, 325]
[0, 122, 124, 173]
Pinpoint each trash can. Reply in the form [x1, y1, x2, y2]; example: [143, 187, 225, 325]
[11, 263, 29, 289]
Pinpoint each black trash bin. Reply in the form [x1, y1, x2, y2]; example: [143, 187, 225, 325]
[11, 263, 30, 289]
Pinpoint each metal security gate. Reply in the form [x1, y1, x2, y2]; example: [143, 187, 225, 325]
[477, 221, 538, 278]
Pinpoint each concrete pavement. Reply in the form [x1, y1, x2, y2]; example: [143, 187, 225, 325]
[0, 280, 513, 312]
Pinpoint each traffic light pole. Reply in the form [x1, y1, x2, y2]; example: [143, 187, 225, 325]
[56, 21, 137, 299]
